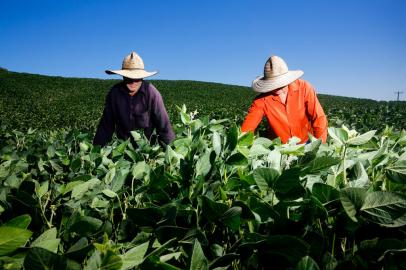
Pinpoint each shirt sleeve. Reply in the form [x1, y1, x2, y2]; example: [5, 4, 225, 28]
[149, 84, 175, 145]
[304, 81, 328, 143]
[241, 97, 265, 133]
[93, 90, 115, 146]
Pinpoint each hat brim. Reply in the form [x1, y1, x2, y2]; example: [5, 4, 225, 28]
[252, 70, 304, 93]
[105, 69, 158, 79]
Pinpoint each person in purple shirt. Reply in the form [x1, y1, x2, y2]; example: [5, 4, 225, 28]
[93, 52, 175, 147]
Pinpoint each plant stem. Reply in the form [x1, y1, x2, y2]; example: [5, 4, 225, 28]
[341, 145, 348, 186]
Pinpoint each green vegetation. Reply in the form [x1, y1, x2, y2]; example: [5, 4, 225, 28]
[0, 70, 405, 132]
[0, 70, 405, 269]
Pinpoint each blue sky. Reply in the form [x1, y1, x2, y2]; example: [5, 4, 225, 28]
[1, 0, 405, 101]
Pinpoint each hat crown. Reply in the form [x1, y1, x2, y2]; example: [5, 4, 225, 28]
[122, 52, 144, 70]
[264, 55, 289, 79]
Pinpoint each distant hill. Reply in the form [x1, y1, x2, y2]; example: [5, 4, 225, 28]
[0, 69, 405, 132]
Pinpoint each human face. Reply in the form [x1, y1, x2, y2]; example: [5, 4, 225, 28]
[123, 77, 142, 94]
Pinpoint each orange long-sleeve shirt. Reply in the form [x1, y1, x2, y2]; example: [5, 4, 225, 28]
[241, 79, 328, 143]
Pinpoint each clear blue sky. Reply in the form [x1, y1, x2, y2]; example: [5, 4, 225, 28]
[1, 0, 405, 101]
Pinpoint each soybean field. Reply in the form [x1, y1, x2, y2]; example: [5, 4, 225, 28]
[0, 69, 406, 269]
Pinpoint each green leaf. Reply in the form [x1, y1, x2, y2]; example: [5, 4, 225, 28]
[226, 125, 238, 151]
[66, 237, 92, 260]
[36, 181, 49, 198]
[219, 206, 242, 231]
[196, 150, 214, 177]
[301, 156, 340, 174]
[0, 226, 32, 256]
[201, 195, 228, 221]
[249, 144, 271, 157]
[238, 132, 254, 147]
[361, 191, 406, 227]
[31, 227, 60, 253]
[212, 131, 222, 156]
[225, 153, 247, 166]
[24, 247, 67, 270]
[253, 168, 280, 192]
[340, 187, 366, 222]
[347, 130, 376, 146]
[84, 250, 122, 270]
[274, 168, 305, 200]
[190, 240, 208, 270]
[3, 214, 31, 229]
[328, 127, 348, 145]
[102, 189, 117, 198]
[111, 168, 130, 192]
[145, 238, 177, 259]
[71, 178, 101, 199]
[69, 216, 103, 236]
[386, 165, 406, 184]
[312, 183, 339, 204]
[126, 207, 163, 227]
[265, 235, 310, 265]
[295, 256, 320, 270]
[120, 241, 149, 270]
[349, 162, 370, 188]
[132, 161, 148, 180]
[209, 253, 240, 269]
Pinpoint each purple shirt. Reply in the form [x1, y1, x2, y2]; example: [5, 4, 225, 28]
[93, 81, 175, 146]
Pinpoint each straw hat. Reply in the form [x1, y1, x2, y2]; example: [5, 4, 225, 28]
[105, 52, 157, 79]
[252, 55, 303, 93]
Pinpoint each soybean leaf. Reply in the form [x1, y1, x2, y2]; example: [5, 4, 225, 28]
[120, 241, 149, 270]
[295, 256, 320, 270]
[102, 189, 117, 198]
[201, 195, 228, 221]
[226, 125, 238, 151]
[31, 227, 60, 253]
[69, 216, 103, 237]
[340, 188, 367, 222]
[349, 162, 370, 188]
[24, 247, 67, 270]
[127, 207, 163, 227]
[386, 164, 406, 184]
[66, 238, 93, 260]
[328, 127, 348, 145]
[190, 240, 209, 270]
[225, 153, 247, 166]
[253, 168, 279, 192]
[265, 235, 310, 265]
[3, 214, 31, 229]
[301, 156, 340, 174]
[361, 191, 406, 227]
[196, 150, 214, 177]
[347, 130, 376, 146]
[312, 183, 339, 204]
[219, 206, 242, 231]
[209, 253, 240, 269]
[274, 168, 305, 200]
[238, 132, 254, 147]
[212, 131, 222, 156]
[71, 178, 101, 199]
[0, 226, 32, 256]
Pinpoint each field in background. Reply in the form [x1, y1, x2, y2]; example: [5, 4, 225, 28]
[1, 69, 405, 133]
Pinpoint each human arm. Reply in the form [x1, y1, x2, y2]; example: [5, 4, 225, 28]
[93, 91, 115, 146]
[241, 97, 265, 133]
[304, 82, 328, 143]
[150, 85, 175, 145]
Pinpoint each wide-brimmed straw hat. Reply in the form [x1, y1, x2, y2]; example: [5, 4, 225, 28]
[252, 55, 303, 93]
[105, 52, 157, 79]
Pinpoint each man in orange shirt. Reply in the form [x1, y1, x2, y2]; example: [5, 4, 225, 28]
[241, 55, 328, 143]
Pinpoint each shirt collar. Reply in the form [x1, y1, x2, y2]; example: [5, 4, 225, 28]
[119, 80, 147, 96]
